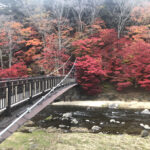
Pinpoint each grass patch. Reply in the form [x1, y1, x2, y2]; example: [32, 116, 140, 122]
[0, 129, 150, 150]
[0, 129, 59, 150]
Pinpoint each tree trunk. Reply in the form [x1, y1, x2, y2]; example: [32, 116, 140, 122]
[9, 49, 12, 68]
[58, 24, 62, 51]
[79, 14, 83, 32]
[0, 49, 3, 69]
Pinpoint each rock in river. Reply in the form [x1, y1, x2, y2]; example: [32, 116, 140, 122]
[110, 119, 116, 123]
[141, 109, 150, 115]
[91, 126, 101, 133]
[62, 112, 72, 118]
[71, 118, 78, 124]
[141, 130, 149, 137]
[140, 123, 150, 130]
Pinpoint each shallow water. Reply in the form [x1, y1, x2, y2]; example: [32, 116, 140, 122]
[32, 105, 150, 135]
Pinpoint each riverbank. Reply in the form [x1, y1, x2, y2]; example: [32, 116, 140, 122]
[0, 128, 150, 150]
[52, 100, 150, 109]
[0, 101, 150, 150]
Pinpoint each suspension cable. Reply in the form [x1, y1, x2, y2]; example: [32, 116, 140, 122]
[0, 55, 72, 82]
[0, 59, 76, 139]
[48, 55, 72, 76]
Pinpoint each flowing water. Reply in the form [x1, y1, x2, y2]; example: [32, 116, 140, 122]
[32, 105, 150, 135]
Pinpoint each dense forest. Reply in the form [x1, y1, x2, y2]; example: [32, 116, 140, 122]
[0, 0, 150, 95]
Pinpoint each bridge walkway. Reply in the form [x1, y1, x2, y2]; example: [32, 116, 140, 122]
[0, 60, 77, 142]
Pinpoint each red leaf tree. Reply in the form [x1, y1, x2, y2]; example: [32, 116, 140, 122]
[111, 40, 150, 90]
[76, 55, 107, 95]
[0, 62, 28, 78]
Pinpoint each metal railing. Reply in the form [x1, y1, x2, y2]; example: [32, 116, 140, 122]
[0, 60, 76, 142]
[0, 73, 76, 115]
[0, 56, 76, 115]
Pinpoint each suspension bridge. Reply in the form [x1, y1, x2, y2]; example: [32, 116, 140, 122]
[0, 60, 77, 143]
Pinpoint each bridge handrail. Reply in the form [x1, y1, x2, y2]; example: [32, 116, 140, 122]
[0, 60, 76, 114]
[0, 55, 72, 83]
[0, 60, 76, 139]
[48, 55, 72, 76]
[0, 75, 65, 85]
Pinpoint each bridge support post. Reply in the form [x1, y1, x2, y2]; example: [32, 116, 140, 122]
[6, 82, 11, 116]
[28, 81, 33, 104]
[42, 79, 45, 95]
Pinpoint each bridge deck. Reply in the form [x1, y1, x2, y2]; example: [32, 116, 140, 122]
[0, 83, 77, 143]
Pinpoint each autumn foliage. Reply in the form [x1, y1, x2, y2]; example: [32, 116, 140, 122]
[111, 41, 150, 90]
[0, 62, 28, 79]
[76, 55, 107, 95]
[73, 28, 117, 94]
[1, 1, 150, 96]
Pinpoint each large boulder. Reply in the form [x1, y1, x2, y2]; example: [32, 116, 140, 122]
[141, 130, 149, 137]
[24, 120, 35, 127]
[62, 112, 72, 118]
[140, 123, 150, 130]
[141, 109, 150, 115]
[71, 118, 78, 124]
[91, 126, 101, 133]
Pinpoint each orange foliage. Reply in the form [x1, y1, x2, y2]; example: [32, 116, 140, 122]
[26, 39, 43, 46]
[131, 2, 150, 25]
[126, 25, 150, 42]
[20, 27, 33, 37]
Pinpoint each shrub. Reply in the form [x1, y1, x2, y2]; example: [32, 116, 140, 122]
[0, 62, 28, 79]
[76, 55, 107, 95]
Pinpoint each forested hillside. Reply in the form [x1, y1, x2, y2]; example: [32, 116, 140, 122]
[0, 0, 150, 95]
